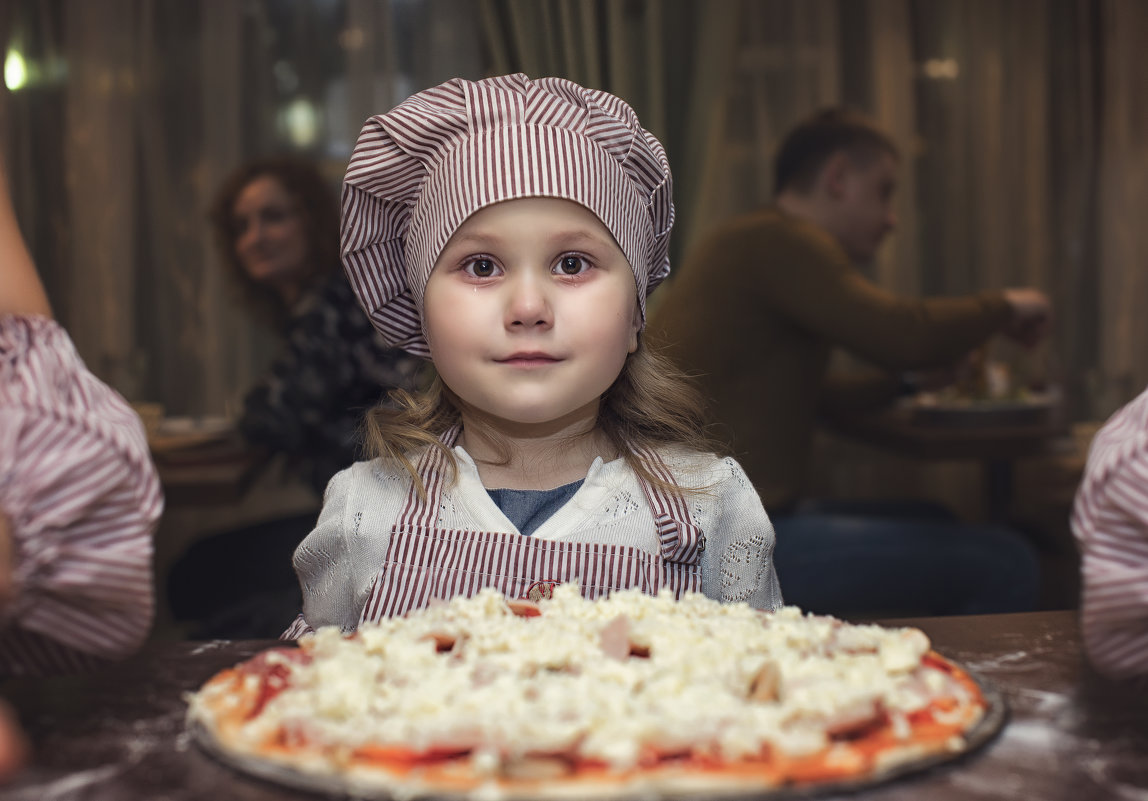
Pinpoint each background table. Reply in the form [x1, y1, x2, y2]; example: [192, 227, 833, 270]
[822, 404, 1068, 520]
[147, 437, 316, 639]
[151, 435, 268, 507]
[2, 611, 1145, 800]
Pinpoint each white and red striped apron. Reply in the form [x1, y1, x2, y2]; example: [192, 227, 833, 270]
[359, 432, 704, 624]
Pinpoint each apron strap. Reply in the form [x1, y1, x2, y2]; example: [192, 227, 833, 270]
[398, 431, 703, 566]
[633, 446, 706, 565]
[396, 424, 462, 530]
[369, 435, 703, 621]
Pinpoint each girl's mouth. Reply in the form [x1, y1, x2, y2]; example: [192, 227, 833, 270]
[497, 353, 562, 367]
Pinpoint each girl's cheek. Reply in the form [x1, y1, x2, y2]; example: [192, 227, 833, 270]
[421, 283, 448, 345]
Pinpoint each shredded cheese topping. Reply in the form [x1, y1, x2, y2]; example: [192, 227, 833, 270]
[197, 587, 975, 772]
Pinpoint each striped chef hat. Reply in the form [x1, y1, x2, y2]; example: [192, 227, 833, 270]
[340, 73, 675, 357]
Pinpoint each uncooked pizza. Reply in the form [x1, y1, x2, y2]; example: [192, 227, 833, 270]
[187, 587, 1001, 799]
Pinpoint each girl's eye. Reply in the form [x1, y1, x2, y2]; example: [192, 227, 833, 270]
[555, 255, 590, 276]
[463, 258, 499, 278]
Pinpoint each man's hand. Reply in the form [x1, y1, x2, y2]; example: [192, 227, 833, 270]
[1002, 288, 1052, 347]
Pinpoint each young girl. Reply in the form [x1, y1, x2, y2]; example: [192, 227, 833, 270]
[286, 74, 782, 637]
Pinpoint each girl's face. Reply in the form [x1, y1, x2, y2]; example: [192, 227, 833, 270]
[232, 175, 309, 290]
[424, 198, 640, 432]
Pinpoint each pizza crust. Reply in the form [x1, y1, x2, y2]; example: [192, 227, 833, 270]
[187, 588, 1005, 799]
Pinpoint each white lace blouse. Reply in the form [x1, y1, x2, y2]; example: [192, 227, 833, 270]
[293, 445, 783, 633]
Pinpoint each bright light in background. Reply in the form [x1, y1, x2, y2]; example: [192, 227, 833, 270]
[4, 49, 27, 91]
[921, 58, 960, 80]
[280, 98, 320, 148]
[339, 27, 366, 51]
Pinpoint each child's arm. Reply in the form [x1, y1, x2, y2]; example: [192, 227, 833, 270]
[1072, 400, 1148, 679]
[0, 316, 162, 675]
[0, 158, 161, 676]
[701, 457, 784, 611]
[0, 157, 51, 319]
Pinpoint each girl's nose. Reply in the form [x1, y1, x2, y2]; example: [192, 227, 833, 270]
[505, 273, 553, 330]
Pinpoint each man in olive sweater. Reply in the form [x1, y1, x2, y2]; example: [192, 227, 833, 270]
[648, 108, 1051, 615]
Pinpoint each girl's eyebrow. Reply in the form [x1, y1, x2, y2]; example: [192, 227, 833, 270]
[549, 230, 614, 249]
[446, 231, 502, 249]
[447, 229, 613, 250]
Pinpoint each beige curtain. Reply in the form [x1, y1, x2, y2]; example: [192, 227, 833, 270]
[862, 0, 918, 294]
[62, 0, 142, 396]
[1096, 0, 1148, 413]
[688, 0, 842, 253]
[4, 0, 482, 417]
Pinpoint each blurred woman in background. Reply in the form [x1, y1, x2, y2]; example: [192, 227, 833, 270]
[168, 157, 423, 638]
[212, 157, 424, 492]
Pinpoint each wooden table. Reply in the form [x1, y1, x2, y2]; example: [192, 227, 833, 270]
[152, 436, 268, 506]
[2, 610, 1145, 800]
[823, 404, 1069, 519]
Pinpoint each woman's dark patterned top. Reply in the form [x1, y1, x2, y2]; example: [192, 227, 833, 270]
[239, 273, 424, 495]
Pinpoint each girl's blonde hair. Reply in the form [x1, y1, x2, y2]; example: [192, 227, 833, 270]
[362, 341, 719, 500]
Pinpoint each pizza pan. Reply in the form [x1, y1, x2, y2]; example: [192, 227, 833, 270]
[189, 667, 1008, 800]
